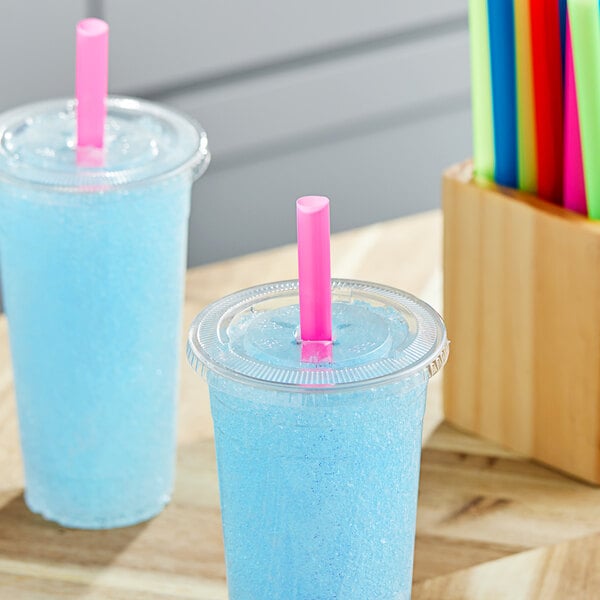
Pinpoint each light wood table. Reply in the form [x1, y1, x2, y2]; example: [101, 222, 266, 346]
[0, 211, 598, 599]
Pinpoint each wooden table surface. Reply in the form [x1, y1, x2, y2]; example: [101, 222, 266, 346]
[1, 211, 599, 599]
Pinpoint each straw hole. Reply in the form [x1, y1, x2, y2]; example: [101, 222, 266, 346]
[78, 18, 108, 36]
[296, 195, 329, 213]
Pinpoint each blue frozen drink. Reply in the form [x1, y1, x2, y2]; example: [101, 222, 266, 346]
[188, 279, 447, 599]
[0, 97, 209, 528]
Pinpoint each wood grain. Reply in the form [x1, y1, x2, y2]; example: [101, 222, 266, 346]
[1, 211, 599, 597]
[415, 422, 600, 581]
[413, 532, 600, 599]
[444, 162, 600, 483]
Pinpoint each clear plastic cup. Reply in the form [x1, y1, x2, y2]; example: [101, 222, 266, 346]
[187, 279, 448, 599]
[0, 97, 209, 529]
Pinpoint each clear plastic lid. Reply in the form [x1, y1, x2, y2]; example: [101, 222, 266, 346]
[0, 96, 209, 192]
[187, 279, 448, 393]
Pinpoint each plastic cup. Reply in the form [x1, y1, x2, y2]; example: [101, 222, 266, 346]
[0, 97, 210, 529]
[187, 279, 448, 599]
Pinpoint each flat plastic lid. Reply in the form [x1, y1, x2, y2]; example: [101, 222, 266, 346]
[0, 96, 209, 191]
[187, 279, 448, 392]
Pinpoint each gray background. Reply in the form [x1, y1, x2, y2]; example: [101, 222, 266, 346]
[0, 0, 471, 267]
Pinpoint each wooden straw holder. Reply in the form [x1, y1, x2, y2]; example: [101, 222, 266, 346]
[443, 161, 600, 484]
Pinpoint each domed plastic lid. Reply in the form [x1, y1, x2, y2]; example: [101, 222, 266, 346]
[0, 96, 209, 191]
[187, 279, 448, 393]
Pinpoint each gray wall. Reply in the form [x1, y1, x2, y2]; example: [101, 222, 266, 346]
[0, 0, 471, 267]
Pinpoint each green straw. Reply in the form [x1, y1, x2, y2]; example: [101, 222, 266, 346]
[569, 0, 600, 219]
[469, 0, 495, 182]
[515, 0, 537, 193]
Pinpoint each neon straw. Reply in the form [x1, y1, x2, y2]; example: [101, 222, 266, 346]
[514, 0, 537, 193]
[569, 0, 600, 219]
[563, 15, 586, 215]
[297, 196, 332, 363]
[76, 18, 109, 160]
[469, 0, 495, 182]
[530, 0, 563, 204]
[487, 0, 518, 188]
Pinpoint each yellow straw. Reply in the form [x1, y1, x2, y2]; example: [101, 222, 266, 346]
[514, 0, 537, 193]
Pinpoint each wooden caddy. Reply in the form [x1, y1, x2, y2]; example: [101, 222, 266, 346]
[443, 161, 600, 484]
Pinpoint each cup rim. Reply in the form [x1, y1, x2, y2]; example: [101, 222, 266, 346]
[187, 278, 449, 394]
[0, 96, 210, 194]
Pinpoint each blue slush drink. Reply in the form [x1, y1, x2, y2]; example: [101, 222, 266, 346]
[188, 279, 448, 599]
[0, 97, 209, 529]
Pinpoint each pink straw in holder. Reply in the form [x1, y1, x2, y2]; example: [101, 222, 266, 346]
[76, 18, 109, 164]
[297, 196, 333, 363]
[564, 16, 586, 215]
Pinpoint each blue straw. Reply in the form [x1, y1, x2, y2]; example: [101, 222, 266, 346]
[559, 0, 567, 76]
[487, 0, 518, 187]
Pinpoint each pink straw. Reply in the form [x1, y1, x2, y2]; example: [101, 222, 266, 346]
[76, 18, 109, 162]
[564, 17, 587, 215]
[297, 196, 333, 363]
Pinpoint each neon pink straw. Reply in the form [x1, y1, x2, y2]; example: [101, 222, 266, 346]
[297, 196, 333, 363]
[564, 17, 587, 215]
[76, 18, 109, 161]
